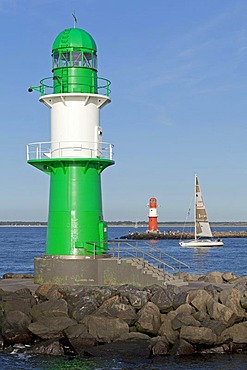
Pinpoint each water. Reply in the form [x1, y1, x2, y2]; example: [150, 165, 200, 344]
[0, 226, 246, 369]
[1, 353, 247, 370]
[110, 226, 247, 276]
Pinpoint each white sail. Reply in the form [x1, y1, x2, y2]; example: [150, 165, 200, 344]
[179, 175, 223, 248]
[195, 176, 212, 238]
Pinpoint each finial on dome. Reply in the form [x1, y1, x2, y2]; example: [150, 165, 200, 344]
[72, 11, 77, 28]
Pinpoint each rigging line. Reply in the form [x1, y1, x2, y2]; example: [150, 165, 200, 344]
[180, 193, 194, 241]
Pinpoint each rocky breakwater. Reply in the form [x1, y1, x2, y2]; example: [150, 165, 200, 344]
[0, 272, 247, 358]
[121, 230, 247, 240]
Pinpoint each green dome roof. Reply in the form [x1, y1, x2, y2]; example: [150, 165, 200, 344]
[52, 28, 97, 52]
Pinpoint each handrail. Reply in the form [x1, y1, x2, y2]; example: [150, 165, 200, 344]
[97, 77, 111, 96]
[28, 76, 111, 97]
[82, 240, 190, 273]
[143, 241, 190, 269]
[27, 141, 114, 161]
[121, 242, 175, 270]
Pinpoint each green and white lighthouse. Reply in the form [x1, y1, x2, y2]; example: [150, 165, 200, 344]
[27, 27, 114, 260]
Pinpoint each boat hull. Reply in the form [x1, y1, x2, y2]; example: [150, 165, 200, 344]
[179, 239, 224, 248]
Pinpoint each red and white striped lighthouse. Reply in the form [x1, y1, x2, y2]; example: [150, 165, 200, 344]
[148, 197, 158, 232]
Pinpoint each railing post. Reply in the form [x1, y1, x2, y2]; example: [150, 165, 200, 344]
[118, 242, 120, 260]
[142, 253, 145, 273]
[110, 144, 113, 160]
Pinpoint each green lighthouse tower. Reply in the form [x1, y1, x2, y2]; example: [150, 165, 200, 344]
[27, 27, 114, 263]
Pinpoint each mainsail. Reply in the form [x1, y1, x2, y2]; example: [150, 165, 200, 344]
[195, 176, 213, 238]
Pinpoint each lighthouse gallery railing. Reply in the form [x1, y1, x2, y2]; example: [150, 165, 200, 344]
[29, 76, 111, 97]
[27, 141, 114, 161]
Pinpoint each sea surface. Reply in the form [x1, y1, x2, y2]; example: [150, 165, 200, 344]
[0, 225, 246, 369]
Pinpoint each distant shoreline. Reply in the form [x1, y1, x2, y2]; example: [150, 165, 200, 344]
[0, 221, 246, 228]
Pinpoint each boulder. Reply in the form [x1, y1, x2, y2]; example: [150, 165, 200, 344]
[179, 273, 201, 282]
[2, 310, 32, 344]
[170, 338, 195, 356]
[166, 284, 183, 297]
[82, 315, 129, 343]
[150, 287, 173, 313]
[84, 339, 151, 358]
[4, 297, 32, 317]
[219, 288, 246, 317]
[31, 298, 68, 322]
[97, 295, 137, 325]
[27, 338, 64, 356]
[69, 299, 98, 322]
[172, 291, 189, 310]
[158, 312, 178, 344]
[231, 276, 247, 292]
[180, 325, 217, 346]
[203, 272, 223, 284]
[3, 289, 35, 317]
[135, 302, 161, 336]
[118, 285, 150, 309]
[230, 276, 247, 285]
[204, 284, 222, 301]
[61, 286, 116, 309]
[175, 303, 195, 315]
[116, 331, 150, 341]
[149, 336, 169, 356]
[28, 316, 76, 340]
[221, 322, 247, 344]
[35, 284, 62, 301]
[143, 284, 163, 295]
[63, 323, 97, 355]
[240, 296, 247, 310]
[172, 313, 200, 331]
[2, 273, 33, 279]
[193, 311, 210, 323]
[0, 334, 4, 350]
[189, 289, 211, 313]
[222, 272, 236, 282]
[201, 344, 230, 354]
[206, 298, 236, 325]
[201, 319, 227, 336]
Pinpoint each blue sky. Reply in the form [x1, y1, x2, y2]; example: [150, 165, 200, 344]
[0, 0, 247, 222]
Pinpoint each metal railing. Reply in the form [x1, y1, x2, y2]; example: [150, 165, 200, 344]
[82, 240, 190, 274]
[27, 141, 114, 161]
[28, 76, 111, 97]
[142, 241, 190, 271]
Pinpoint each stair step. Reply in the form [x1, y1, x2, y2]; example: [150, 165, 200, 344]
[157, 276, 165, 281]
[143, 269, 153, 275]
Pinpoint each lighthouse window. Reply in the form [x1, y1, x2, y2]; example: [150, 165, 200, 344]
[53, 53, 59, 68]
[92, 54, 97, 69]
[72, 51, 82, 66]
[61, 52, 70, 67]
[83, 52, 93, 68]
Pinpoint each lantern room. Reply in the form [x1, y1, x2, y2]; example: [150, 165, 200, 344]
[52, 28, 98, 94]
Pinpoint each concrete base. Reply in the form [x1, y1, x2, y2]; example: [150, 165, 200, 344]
[34, 255, 166, 287]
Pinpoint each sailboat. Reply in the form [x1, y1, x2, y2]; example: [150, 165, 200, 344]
[179, 175, 224, 248]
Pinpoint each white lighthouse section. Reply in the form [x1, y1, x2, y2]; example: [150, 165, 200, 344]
[40, 93, 110, 159]
[149, 208, 158, 217]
